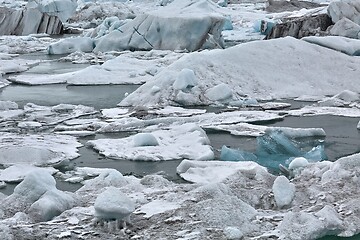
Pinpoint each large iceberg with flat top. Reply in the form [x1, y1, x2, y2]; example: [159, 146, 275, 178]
[93, 0, 225, 52]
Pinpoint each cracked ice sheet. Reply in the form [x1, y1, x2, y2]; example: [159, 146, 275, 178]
[286, 106, 360, 117]
[0, 133, 82, 167]
[88, 123, 214, 161]
[22, 103, 97, 126]
[210, 122, 326, 137]
[98, 110, 283, 132]
[176, 160, 268, 184]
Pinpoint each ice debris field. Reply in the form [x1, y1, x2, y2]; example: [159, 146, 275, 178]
[1, 0, 360, 239]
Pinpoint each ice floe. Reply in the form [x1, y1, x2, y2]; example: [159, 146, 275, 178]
[88, 123, 214, 161]
[0, 133, 81, 167]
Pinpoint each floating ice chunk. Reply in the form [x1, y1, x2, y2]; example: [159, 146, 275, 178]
[304, 144, 327, 162]
[288, 106, 360, 117]
[94, 187, 135, 221]
[358, 120, 360, 130]
[133, 133, 159, 147]
[173, 69, 197, 91]
[205, 83, 232, 102]
[272, 176, 295, 209]
[0, 101, 18, 111]
[220, 146, 257, 162]
[223, 227, 243, 240]
[0, 164, 58, 183]
[256, 130, 303, 159]
[0, 133, 81, 167]
[88, 123, 214, 161]
[47, 37, 94, 55]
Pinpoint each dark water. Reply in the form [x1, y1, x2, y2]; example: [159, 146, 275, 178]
[0, 84, 140, 110]
[268, 115, 360, 161]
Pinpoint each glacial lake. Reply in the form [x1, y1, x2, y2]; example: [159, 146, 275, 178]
[1, 82, 359, 182]
[1, 56, 360, 240]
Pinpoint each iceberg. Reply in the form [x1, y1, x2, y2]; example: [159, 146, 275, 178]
[93, 0, 226, 52]
[32, 0, 78, 23]
[0, 7, 63, 36]
[327, 0, 360, 25]
[220, 145, 257, 162]
[256, 129, 303, 159]
[0, 169, 75, 222]
[88, 123, 214, 161]
[47, 37, 94, 55]
[220, 129, 327, 171]
[120, 37, 360, 107]
[94, 187, 135, 223]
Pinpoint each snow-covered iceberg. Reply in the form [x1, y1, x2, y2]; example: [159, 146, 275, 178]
[120, 37, 360, 107]
[92, 0, 226, 52]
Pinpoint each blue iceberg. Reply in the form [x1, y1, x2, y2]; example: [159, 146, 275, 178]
[220, 129, 327, 172]
[220, 146, 257, 162]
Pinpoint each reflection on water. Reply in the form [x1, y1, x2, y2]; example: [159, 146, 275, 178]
[0, 84, 140, 109]
[268, 115, 360, 161]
